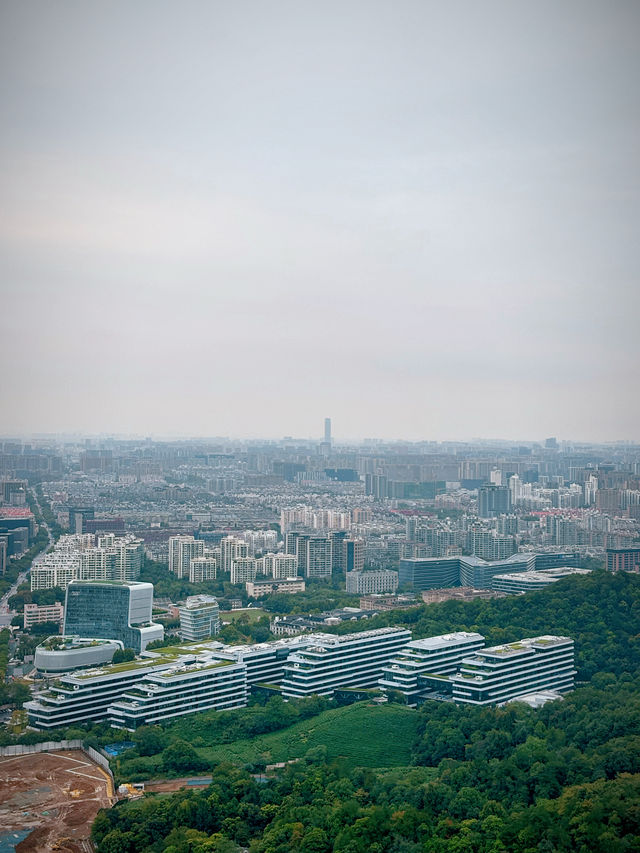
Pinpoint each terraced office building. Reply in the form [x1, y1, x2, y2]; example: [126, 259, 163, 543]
[379, 632, 485, 705]
[109, 659, 247, 729]
[451, 635, 575, 705]
[281, 626, 412, 699]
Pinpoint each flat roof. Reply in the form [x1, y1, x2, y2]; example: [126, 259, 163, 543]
[482, 635, 573, 657]
[410, 632, 484, 651]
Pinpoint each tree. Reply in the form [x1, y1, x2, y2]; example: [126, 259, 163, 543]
[112, 648, 136, 664]
[133, 725, 166, 756]
[161, 740, 210, 775]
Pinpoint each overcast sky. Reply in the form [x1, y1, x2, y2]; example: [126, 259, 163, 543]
[1, 1, 638, 442]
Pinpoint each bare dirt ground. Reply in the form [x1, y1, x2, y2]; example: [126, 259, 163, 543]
[0, 750, 114, 853]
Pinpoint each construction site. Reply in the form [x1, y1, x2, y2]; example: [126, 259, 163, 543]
[0, 750, 114, 853]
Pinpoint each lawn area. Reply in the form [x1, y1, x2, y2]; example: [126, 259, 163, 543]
[196, 702, 419, 768]
[116, 702, 420, 781]
[219, 608, 266, 624]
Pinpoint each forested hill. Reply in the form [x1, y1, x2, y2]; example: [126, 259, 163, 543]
[328, 570, 640, 679]
[92, 572, 640, 853]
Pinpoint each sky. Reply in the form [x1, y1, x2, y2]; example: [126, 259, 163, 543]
[1, 1, 639, 442]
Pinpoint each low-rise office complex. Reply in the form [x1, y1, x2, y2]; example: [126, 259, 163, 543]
[280, 626, 412, 699]
[491, 567, 591, 594]
[379, 632, 485, 705]
[451, 635, 575, 705]
[399, 552, 580, 591]
[109, 658, 247, 730]
[246, 578, 305, 597]
[26, 634, 333, 729]
[25, 654, 177, 729]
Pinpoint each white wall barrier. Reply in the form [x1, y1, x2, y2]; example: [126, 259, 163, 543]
[0, 739, 115, 789]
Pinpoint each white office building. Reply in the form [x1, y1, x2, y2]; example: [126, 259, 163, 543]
[281, 626, 412, 699]
[451, 635, 575, 706]
[346, 570, 399, 595]
[246, 578, 305, 597]
[179, 595, 221, 641]
[379, 632, 485, 705]
[109, 659, 247, 730]
[491, 567, 591, 595]
[25, 656, 178, 729]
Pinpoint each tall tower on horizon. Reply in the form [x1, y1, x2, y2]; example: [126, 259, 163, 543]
[324, 417, 332, 443]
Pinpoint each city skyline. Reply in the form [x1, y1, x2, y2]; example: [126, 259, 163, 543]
[1, 2, 639, 441]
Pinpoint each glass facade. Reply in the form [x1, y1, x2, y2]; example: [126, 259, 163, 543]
[64, 581, 158, 653]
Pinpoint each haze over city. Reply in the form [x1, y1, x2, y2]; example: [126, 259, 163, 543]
[1, 1, 639, 441]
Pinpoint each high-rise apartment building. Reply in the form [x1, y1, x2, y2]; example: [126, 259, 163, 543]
[221, 536, 249, 574]
[478, 485, 512, 518]
[343, 539, 365, 573]
[189, 556, 217, 583]
[606, 547, 640, 573]
[305, 537, 332, 579]
[168, 535, 204, 579]
[231, 557, 257, 584]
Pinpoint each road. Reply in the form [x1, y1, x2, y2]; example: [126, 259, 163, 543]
[0, 488, 53, 627]
[0, 570, 29, 627]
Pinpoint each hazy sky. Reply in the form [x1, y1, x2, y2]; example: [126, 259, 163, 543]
[1, 1, 639, 442]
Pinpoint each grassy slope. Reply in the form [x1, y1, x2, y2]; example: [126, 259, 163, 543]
[120, 702, 420, 778]
[197, 702, 420, 767]
[219, 609, 266, 623]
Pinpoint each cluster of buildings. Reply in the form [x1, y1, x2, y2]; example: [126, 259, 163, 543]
[25, 614, 576, 729]
[398, 551, 582, 591]
[30, 534, 144, 591]
[0, 505, 36, 573]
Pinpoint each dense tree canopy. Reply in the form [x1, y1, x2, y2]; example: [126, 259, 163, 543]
[89, 573, 640, 852]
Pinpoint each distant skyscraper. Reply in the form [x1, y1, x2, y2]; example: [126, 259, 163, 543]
[324, 418, 332, 443]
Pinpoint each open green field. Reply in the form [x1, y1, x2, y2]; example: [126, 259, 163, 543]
[219, 608, 266, 624]
[118, 702, 420, 779]
[196, 702, 419, 768]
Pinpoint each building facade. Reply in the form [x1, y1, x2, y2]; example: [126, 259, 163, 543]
[179, 595, 221, 641]
[109, 659, 247, 730]
[63, 581, 164, 652]
[246, 578, 305, 597]
[280, 627, 412, 699]
[451, 635, 575, 705]
[379, 632, 485, 705]
[346, 569, 399, 595]
[23, 602, 64, 630]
